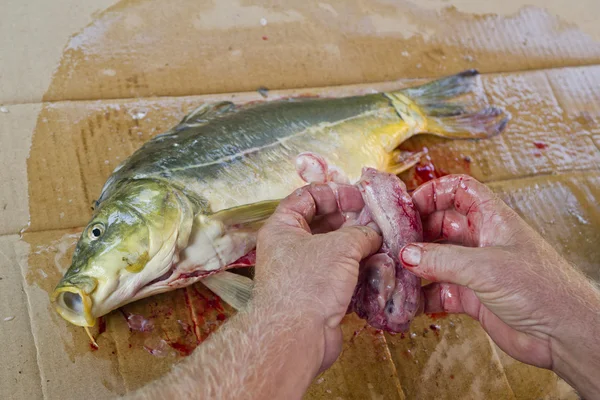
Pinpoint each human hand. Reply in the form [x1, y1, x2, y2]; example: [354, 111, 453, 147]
[131, 183, 380, 400]
[398, 175, 600, 397]
[254, 183, 382, 372]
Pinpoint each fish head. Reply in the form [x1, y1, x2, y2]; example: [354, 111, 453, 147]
[51, 180, 195, 327]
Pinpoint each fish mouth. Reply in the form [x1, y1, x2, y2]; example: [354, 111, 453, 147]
[51, 287, 95, 327]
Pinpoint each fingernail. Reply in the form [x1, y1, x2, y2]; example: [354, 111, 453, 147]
[400, 244, 422, 267]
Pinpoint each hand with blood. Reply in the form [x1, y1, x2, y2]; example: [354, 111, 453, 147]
[295, 152, 424, 333]
[254, 181, 382, 372]
[400, 175, 600, 399]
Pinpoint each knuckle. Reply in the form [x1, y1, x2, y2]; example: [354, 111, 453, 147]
[431, 246, 454, 273]
[346, 246, 365, 262]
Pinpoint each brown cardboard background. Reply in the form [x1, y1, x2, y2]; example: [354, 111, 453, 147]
[0, 235, 42, 400]
[2, 1, 600, 105]
[1, 1, 599, 399]
[489, 172, 600, 282]
[5, 66, 596, 399]
[0, 103, 39, 235]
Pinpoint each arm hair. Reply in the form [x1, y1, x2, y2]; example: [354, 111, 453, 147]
[126, 299, 324, 400]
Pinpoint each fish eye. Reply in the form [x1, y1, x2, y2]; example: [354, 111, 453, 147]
[88, 223, 105, 240]
[62, 292, 83, 313]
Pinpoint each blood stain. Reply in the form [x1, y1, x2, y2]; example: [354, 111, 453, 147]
[414, 158, 444, 184]
[228, 250, 256, 268]
[166, 341, 196, 357]
[427, 312, 448, 320]
[406, 152, 449, 189]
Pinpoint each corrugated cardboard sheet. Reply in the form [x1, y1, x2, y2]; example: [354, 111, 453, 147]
[1, 1, 598, 399]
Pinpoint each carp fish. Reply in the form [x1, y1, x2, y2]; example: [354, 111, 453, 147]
[51, 70, 509, 337]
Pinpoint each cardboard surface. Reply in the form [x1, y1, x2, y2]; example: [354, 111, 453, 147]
[1, 1, 599, 399]
[2, 0, 600, 105]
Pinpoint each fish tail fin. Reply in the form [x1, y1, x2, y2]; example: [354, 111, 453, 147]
[382, 70, 510, 151]
[202, 271, 253, 311]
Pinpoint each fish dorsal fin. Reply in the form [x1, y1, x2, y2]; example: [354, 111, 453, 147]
[202, 271, 253, 311]
[177, 101, 236, 128]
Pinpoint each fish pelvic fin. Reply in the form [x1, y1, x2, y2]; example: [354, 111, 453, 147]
[382, 70, 510, 151]
[387, 149, 428, 175]
[202, 271, 253, 311]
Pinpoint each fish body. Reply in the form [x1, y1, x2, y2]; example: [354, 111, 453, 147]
[100, 95, 404, 213]
[52, 70, 509, 328]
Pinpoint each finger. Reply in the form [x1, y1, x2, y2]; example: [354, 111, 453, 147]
[399, 242, 497, 287]
[327, 166, 350, 184]
[413, 175, 532, 247]
[310, 209, 374, 234]
[296, 152, 328, 184]
[328, 183, 365, 213]
[310, 213, 346, 234]
[422, 282, 481, 318]
[327, 226, 382, 262]
[270, 183, 365, 231]
[422, 210, 478, 246]
[411, 174, 497, 217]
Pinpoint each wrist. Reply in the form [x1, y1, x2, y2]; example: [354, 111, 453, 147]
[247, 294, 326, 388]
[252, 282, 329, 340]
[549, 281, 600, 398]
[550, 337, 600, 398]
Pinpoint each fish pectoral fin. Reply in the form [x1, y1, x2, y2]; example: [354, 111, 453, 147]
[177, 101, 236, 128]
[211, 200, 280, 229]
[202, 271, 253, 311]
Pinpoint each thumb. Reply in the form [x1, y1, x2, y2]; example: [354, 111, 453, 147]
[399, 243, 492, 287]
[328, 225, 382, 261]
